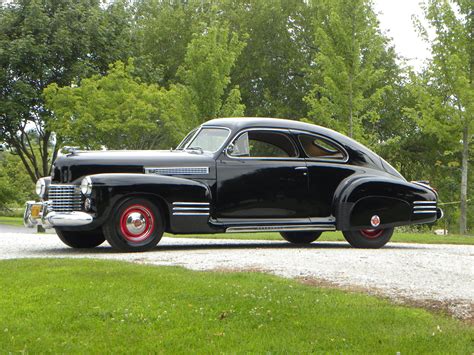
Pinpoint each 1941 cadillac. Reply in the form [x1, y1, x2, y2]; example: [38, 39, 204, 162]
[24, 117, 443, 252]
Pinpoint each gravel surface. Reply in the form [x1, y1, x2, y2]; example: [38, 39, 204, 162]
[1, 231, 473, 319]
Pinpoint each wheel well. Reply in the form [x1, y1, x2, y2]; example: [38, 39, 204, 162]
[116, 193, 171, 232]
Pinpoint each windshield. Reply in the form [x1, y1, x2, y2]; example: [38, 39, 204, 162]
[185, 127, 230, 153]
[176, 128, 198, 150]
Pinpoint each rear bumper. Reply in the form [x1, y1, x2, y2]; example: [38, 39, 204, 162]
[24, 201, 93, 229]
[437, 207, 444, 220]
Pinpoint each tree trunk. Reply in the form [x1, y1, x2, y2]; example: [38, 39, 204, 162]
[459, 124, 469, 234]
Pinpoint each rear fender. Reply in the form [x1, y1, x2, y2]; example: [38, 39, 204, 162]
[333, 175, 437, 231]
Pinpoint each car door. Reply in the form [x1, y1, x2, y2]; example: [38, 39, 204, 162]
[214, 129, 310, 220]
[294, 131, 355, 218]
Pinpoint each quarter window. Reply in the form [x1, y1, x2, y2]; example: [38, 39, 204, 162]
[298, 134, 345, 160]
[229, 131, 297, 158]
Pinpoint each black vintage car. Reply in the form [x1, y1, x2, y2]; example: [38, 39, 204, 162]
[24, 117, 442, 251]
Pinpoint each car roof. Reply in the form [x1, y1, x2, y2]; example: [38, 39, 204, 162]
[203, 117, 388, 172]
[203, 117, 355, 146]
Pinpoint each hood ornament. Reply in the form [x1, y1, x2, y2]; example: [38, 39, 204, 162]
[60, 146, 80, 156]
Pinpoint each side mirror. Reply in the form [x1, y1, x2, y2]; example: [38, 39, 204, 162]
[226, 143, 235, 155]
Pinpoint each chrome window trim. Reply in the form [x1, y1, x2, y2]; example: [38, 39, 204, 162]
[183, 125, 232, 153]
[296, 131, 349, 164]
[176, 128, 199, 150]
[225, 127, 302, 161]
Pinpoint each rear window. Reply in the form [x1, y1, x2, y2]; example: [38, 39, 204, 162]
[298, 134, 346, 160]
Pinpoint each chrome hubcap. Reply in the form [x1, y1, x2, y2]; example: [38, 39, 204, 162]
[125, 212, 147, 235]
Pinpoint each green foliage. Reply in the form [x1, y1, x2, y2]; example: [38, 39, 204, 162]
[45, 23, 246, 149]
[178, 25, 246, 121]
[304, 0, 394, 144]
[0, 152, 35, 210]
[45, 60, 163, 150]
[409, 0, 473, 233]
[0, 0, 132, 181]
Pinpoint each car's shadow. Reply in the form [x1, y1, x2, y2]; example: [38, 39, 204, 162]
[32, 239, 424, 255]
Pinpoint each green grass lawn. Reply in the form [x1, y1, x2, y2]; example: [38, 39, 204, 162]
[0, 216, 23, 226]
[0, 259, 472, 353]
[1, 215, 473, 245]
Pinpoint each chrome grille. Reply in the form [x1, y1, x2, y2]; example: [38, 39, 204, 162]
[145, 167, 209, 175]
[48, 184, 82, 212]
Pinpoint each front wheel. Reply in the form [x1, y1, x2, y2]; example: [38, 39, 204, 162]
[342, 228, 394, 249]
[103, 197, 164, 252]
[56, 228, 105, 249]
[280, 231, 322, 244]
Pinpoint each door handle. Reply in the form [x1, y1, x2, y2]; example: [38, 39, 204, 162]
[295, 166, 308, 176]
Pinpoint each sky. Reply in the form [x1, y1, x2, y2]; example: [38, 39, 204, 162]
[373, 0, 431, 71]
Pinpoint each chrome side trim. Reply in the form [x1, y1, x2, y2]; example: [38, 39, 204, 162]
[413, 201, 437, 205]
[226, 224, 336, 233]
[145, 167, 210, 175]
[173, 207, 210, 211]
[173, 212, 210, 216]
[172, 202, 210, 206]
[413, 210, 437, 214]
[413, 206, 437, 210]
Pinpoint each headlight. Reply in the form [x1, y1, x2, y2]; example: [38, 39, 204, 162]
[80, 176, 93, 196]
[35, 178, 46, 198]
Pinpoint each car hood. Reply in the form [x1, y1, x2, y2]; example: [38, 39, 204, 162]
[51, 150, 216, 183]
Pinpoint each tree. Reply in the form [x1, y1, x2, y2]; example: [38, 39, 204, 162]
[45, 61, 164, 150]
[410, 0, 473, 234]
[0, 0, 131, 182]
[304, 0, 393, 144]
[45, 24, 246, 149]
[177, 25, 246, 121]
[133, 0, 315, 119]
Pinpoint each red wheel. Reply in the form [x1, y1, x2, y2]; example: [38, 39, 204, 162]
[119, 205, 156, 243]
[342, 228, 394, 248]
[103, 197, 164, 252]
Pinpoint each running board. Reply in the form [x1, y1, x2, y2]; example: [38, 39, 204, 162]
[226, 224, 336, 233]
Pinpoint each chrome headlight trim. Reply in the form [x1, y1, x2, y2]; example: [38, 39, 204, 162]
[80, 176, 93, 196]
[35, 178, 47, 198]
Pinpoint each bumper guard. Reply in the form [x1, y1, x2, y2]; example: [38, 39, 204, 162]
[24, 201, 93, 229]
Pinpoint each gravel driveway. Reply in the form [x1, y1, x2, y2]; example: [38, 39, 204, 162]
[1, 231, 473, 320]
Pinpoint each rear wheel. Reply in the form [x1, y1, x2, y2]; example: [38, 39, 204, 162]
[280, 231, 322, 244]
[103, 197, 164, 252]
[342, 228, 394, 248]
[56, 228, 105, 249]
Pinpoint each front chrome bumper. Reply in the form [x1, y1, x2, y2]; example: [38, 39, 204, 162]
[24, 201, 93, 229]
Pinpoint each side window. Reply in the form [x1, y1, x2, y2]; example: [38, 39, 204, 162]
[229, 131, 297, 158]
[298, 134, 346, 160]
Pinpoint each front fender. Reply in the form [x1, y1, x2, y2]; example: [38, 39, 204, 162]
[85, 173, 212, 232]
[333, 175, 437, 231]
